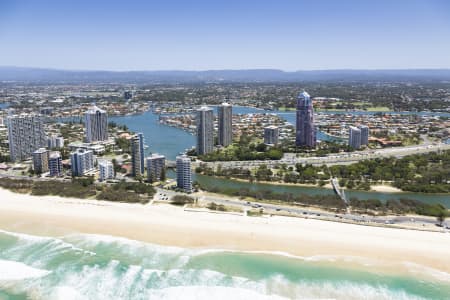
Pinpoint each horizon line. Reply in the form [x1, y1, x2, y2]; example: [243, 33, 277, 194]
[2, 65, 450, 73]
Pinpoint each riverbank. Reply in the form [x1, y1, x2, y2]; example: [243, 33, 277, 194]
[224, 176, 403, 193]
[1, 188, 450, 281]
[370, 184, 403, 193]
[194, 173, 450, 209]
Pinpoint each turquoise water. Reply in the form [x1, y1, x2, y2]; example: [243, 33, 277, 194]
[0, 229, 449, 300]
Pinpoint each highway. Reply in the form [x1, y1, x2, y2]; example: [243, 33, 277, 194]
[198, 143, 450, 169]
[194, 193, 449, 230]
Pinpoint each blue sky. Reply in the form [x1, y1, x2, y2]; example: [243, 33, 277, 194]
[0, 0, 449, 70]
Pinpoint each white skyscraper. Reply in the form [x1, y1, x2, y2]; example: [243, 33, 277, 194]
[85, 105, 108, 143]
[196, 106, 214, 155]
[98, 160, 114, 182]
[70, 148, 95, 176]
[264, 126, 279, 145]
[131, 133, 145, 177]
[48, 151, 63, 177]
[146, 153, 166, 182]
[176, 154, 192, 192]
[349, 126, 362, 149]
[359, 125, 369, 146]
[7, 114, 47, 161]
[218, 103, 232, 147]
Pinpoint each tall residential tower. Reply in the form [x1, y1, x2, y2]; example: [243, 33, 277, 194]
[218, 103, 232, 147]
[264, 126, 279, 145]
[32, 148, 49, 174]
[131, 133, 145, 177]
[48, 151, 63, 177]
[98, 160, 114, 182]
[348, 126, 362, 149]
[295, 91, 316, 148]
[85, 105, 108, 143]
[7, 114, 47, 161]
[359, 125, 369, 146]
[146, 153, 166, 182]
[176, 154, 192, 192]
[70, 149, 94, 176]
[196, 106, 214, 155]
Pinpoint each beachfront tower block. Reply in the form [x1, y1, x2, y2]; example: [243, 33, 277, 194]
[7, 114, 47, 162]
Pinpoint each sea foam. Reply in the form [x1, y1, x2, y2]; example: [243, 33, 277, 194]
[0, 260, 51, 281]
[0, 230, 445, 300]
[147, 286, 289, 300]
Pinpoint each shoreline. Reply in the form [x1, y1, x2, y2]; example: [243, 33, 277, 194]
[1, 188, 450, 282]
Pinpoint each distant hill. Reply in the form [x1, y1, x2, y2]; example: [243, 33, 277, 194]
[1, 66, 450, 83]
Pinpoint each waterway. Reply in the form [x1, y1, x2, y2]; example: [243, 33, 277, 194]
[108, 106, 339, 159]
[0, 103, 10, 109]
[108, 107, 449, 207]
[194, 174, 450, 208]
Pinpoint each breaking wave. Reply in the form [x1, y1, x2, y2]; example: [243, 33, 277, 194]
[0, 230, 447, 300]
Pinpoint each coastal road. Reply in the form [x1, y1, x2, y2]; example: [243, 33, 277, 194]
[1, 173, 446, 229]
[196, 193, 447, 228]
[198, 143, 450, 169]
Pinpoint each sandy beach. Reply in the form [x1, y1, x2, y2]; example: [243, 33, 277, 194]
[1, 188, 450, 279]
[370, 184, 403, 193]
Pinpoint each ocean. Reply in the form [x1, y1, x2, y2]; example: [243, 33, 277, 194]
[0, 230, 449, 300]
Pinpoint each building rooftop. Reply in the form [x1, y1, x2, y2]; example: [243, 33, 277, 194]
[49, 151, 61, 159]
[98, 160, 112, 166]
[299, 91, 310, 99]
[33, 148, 48, 154]
[72, 148, 92, 154]
[198, 106, 213, 111]
[86, 105, 106, 114]
[148, 153, 165, 159]
[7, 113, 41, 119]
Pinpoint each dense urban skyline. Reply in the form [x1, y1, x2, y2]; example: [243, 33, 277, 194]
[1, 0, 450, 70]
